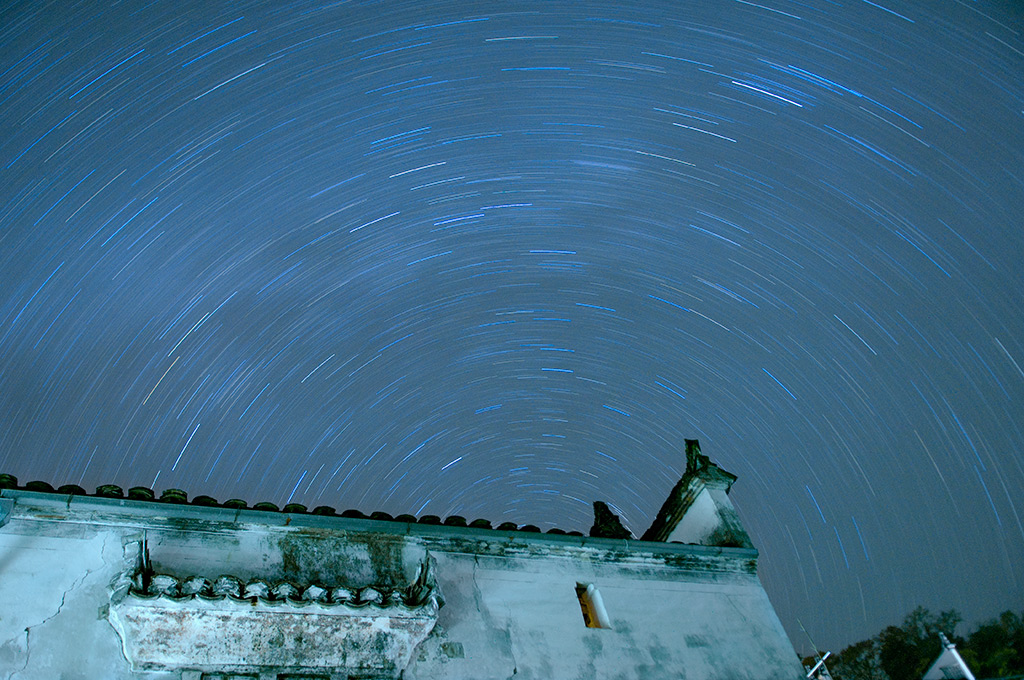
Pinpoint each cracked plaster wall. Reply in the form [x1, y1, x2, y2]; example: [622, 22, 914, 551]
[0, 522, 149, 680]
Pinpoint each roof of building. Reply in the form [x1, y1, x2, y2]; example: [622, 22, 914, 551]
[0, 439, 750, 548]
[0, 471, 586, 536]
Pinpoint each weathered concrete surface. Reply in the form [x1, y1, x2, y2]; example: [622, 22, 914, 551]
[110, 599, 438, 676]
[406, 550, 799, 680]
[0, 489, 804, 679]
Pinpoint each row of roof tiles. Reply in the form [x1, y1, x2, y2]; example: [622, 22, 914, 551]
[130, 573, 432, 609]
[0, 473, 584, 536]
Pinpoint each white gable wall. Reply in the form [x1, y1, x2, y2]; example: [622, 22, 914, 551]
[664, 486, 721, 545]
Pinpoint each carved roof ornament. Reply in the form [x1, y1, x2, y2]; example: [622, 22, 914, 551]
[108, 540, 444, 678]
[589, 501, 633, 539]
[682, 438, 738, 490]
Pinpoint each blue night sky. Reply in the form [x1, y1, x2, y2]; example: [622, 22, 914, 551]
[1, 0, 1022, 651]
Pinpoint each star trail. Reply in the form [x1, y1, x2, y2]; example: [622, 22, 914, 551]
[1, 0, 1022, 651]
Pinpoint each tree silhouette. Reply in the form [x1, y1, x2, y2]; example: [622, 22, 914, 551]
[878, 607, 962, 680]
[830, 638, 886, 680]
[960, 610, 1024, 678]
[823, 607, 1024, 680]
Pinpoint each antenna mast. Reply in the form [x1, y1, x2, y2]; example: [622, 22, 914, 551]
[799, 620, 835, 680]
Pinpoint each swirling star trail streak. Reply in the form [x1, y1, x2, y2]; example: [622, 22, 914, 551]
[1, 0, 1022, 650]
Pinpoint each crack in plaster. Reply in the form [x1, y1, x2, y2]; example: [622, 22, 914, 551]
[5, 533, 109, 680]
[470, 558, 518, 679]
[7, 566, 88, 679]
[505, 604, 518, 680]
[3, 630, 29, 680]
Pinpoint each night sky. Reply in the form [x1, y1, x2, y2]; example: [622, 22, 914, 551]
[2, 0, 1022, 652]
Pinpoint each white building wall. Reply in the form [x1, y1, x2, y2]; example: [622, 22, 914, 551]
[0, 490, 804, 680]
[421, 552, 801, 679]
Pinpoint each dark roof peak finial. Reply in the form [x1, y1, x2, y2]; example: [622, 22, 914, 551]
[684, 438, 704, 476]
[589, 501, 633, 540]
